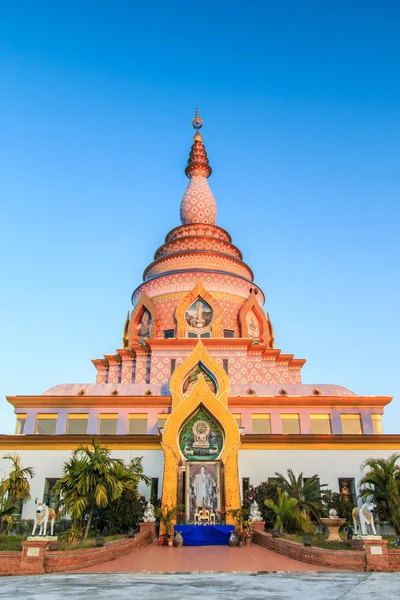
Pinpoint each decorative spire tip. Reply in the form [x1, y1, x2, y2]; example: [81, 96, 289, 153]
[192, 108, 203, 130]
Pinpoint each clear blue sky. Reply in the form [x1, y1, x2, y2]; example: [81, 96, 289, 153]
[1, 1, 399, 434]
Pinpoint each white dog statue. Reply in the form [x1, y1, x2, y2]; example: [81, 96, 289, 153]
[352, 503, 377, 536]
[32, 499, 56, 536]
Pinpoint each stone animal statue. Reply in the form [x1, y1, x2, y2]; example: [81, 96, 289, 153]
[32, 499, 56, 536]
[328, 508, 338, 519]
[352, 503, 377, 536]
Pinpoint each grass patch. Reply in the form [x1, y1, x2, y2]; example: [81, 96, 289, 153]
[54, 533, 126, 552]
[0, 534, 24, 551]
[279, 532, 353, 551]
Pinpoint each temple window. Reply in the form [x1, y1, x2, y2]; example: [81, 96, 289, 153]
[252, 414, 271, 434]
[66, 414, 88, 434]
[163, 329, 175, 339]
[232, 413, 242, 427]
[224, 329, 234, 338]
[242, 477, 250, 496]
[281, 414, 301, 434]
[338, 478, 356, 504]
[170, 359, 176, 375]
[150, 477, 159, 503]
[341, 414, 363, 434]
[35, 414, 57, 435]
[43, 478, 60, 510]
[98, 414, 118, 435]
[372, 414, 383, 434]
[158, 414, 168, 430]
[222, 359, 229, 374]
[15, 414, 26, 434]
[310, 414, 332, 434]
[129, 414, 147, 434]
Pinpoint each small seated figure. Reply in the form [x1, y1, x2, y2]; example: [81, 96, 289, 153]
[341, 481, 351, 502]
[249, 500, 263, 522]
[143, 501, 156, 523]
[199, 504, 210, 525]
[209, 509, 216, 525]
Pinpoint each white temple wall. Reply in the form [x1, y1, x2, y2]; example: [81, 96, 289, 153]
[0, 449, 164, 520]
[238, 448, 400, 501]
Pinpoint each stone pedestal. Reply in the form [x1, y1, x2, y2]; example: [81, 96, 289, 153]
[139, 521, 157, 540]
[21, 540, 57, 575]
[363, 539, 389, 572]
[320, 518, 346, 542]
[251, 521, 265, 532]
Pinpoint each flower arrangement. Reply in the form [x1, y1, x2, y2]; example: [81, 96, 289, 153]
[242, 520, 253, 538]
[215, 508, 226, 523]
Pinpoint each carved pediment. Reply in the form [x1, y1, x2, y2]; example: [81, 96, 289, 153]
[128, 292, 157, 345]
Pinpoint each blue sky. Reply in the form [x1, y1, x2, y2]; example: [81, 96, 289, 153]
[0, 1, 399, 434]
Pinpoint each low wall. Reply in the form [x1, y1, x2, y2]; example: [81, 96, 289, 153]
[388, 550, 400, 571]
[253, 529, 366, 571]
[0, 522, 155, 576]
[0, 552, 22, 576]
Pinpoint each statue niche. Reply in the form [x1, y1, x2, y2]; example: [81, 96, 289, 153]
[137, 308, 151, 339]
[128, 292, 157, 345]
[179, 407, 223, 460]
[185, 297, 213, 338]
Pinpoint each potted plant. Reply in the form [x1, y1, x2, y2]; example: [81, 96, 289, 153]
[227, 507, 250, 547]
[243, 520, 253, 546]
[155, 505, 184, 546]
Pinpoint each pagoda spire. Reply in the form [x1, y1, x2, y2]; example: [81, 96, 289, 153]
[180, 109, 217, 225]
[185, 109, 212, 179]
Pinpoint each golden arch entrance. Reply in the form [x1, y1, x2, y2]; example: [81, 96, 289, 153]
[160, 342, 241, 528]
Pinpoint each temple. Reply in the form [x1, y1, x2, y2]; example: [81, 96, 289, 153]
[1, 110, 398, 522]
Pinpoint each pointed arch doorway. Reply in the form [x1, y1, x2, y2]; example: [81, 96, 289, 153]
[160, 342, 241, 528]
[177, 405, 224, 522]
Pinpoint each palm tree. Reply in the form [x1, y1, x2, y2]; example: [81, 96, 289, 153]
[1, 453, 35, 502]
[0, 494, 17, 532]
[53, 439, 131, 540]
[274, 469, 326, 522]
[359, 453, 400, 533]
[264, 487, 314, 534]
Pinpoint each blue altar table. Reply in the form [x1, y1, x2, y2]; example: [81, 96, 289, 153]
[174, 524, 234, 546]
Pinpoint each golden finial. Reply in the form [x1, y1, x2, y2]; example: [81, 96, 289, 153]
[192, 108, 203, 130]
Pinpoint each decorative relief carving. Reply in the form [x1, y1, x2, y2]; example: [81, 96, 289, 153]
[128, 292, 157, 345]
[238, 288, 274, 347]
[175, 282, 222, 339]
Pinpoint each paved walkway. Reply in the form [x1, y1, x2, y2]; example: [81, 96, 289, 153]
[2, 573, 399, 600]
[72, 541, 336, 573]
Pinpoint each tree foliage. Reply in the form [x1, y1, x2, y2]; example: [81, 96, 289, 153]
[93, 492, 147, 535]
[1, 453, 35, 502]
[321, 490, 353, 523]
[53, 439, 148, 540]
[264, 487, 314, 534]
[243, 480, 280, 529]
[358, 453, 400, 533]
[0, 453, 34, 532]
[274, 469, 326, 522]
